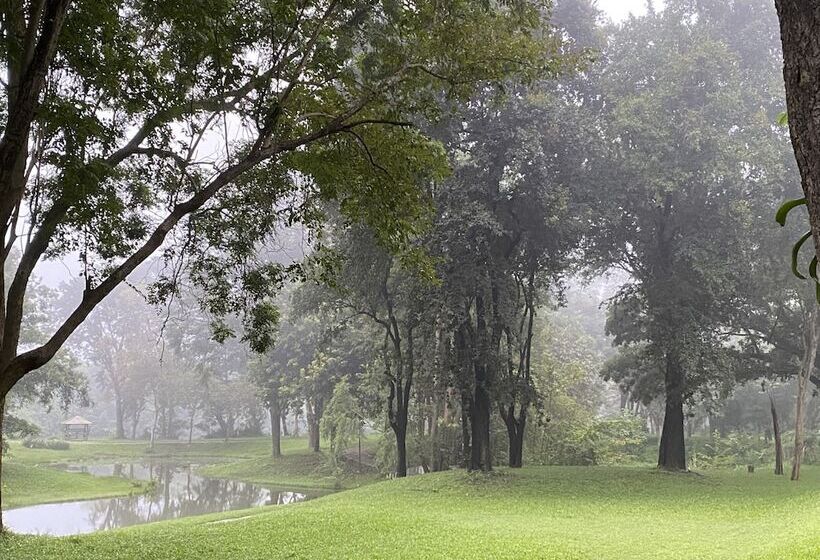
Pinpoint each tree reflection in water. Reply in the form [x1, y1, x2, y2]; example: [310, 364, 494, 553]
[5, 461, 314, 536]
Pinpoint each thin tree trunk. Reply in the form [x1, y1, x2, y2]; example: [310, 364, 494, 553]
[307, 399, 322, 452]
[658, 349, 687, 471]
[114, 395, 125, 439]
[281, 411, 289, 437]
[792, 306, 818, 481]
[769, 394, 784, 476]
[187, 408, 196, 445]
[149, 395, 159, 451]
[269, 401, 281, 458]
[460, 389, 471, 469]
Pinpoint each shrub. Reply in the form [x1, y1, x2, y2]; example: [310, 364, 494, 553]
[688, 431, 768, 470]
[586, 412, 649, 465]
[22, 437, 70, 450]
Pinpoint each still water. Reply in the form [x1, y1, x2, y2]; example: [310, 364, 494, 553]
[6, 462, 315, 536]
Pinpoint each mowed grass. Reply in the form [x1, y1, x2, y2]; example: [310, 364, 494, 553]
[5, 436, 286, 466]
[2, 465, 819, 560]
[1, 462, 145, 509]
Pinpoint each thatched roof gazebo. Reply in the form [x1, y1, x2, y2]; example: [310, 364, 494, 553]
[61, 415, 92, 440]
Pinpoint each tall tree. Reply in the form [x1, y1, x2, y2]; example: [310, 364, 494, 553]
[591, 1, 779, 470]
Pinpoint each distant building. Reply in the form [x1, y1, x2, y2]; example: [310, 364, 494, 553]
[61, 415, 92, 440]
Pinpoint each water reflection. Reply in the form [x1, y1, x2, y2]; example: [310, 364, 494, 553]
[6, 462, 313, 536]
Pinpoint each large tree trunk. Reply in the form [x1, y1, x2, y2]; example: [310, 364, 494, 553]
[1, 396, 5, 532]
[501, 405, 526, 468]
[776, 7, 820, 479]
[769, 394, 785, 476]
[776, 2, 820, 269]
[469, 381, 492, 471]
[269, 400, 281, 458]
[395, 422, 408, 477]
[792, 306, 818, 480]
[658, 350, 687, 471]
[470, 293, 492, 472]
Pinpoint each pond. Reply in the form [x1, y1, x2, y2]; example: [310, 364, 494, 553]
[5, 461, 318, 536]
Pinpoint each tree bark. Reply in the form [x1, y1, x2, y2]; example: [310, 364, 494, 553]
[460, 389, 471, 469]
[281, 411, 289, 437]
[776, 1, 820, 270]
[658, 350, 687, 471]
[307, 399, 322, 453]
[1, 396, 5, 532]
[395, 423, 408, 477]
[187, 408, 196, 445]
[792, 306, 818, 480]
[269, 401, 281, 458]
[470, 293, 492, 472]
[501, 405, 526, 468]
[114, 396, 125, 439]
[769, 393, 784, 476]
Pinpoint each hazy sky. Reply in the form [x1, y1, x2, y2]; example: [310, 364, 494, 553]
[598, 0, 660, 22]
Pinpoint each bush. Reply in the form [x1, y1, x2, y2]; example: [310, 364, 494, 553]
[688, 431, 768, 470]
[525, 411, 649, 466]
[586, 413, 649, 465]
[22, 437, 70, 450]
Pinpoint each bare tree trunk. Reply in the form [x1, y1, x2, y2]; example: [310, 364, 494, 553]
[187, 408, 196, 445]
[269, 401, 281, 458]
[792, 306, 818, 481]
[114, 395, 125, 439]
[307, 399, 322, 452]
[658, 349, 687, 471]
[769, 393, 784, 476]
[281, 411, 289, 437]
[149, 395, 159, 451]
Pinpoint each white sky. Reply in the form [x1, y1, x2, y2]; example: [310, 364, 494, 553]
[597, 0, 662, 22]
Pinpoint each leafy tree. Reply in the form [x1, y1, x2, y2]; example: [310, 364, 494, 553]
[320, 377, 361, 470]
[590, 0, 782, 470]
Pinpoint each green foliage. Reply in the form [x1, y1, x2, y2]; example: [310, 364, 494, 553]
[585, 413, 649, 465]
[775, 197, 806, 226]
[21, 438, 70, 451]
[526, 412, 649, 467]
[320, 379, 362, 471]
[689, 432, 770, 470]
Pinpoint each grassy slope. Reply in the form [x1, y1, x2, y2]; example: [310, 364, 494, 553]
[3, 466, 819, 560]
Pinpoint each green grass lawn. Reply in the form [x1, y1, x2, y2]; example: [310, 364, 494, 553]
[2, 465, 819, 559]
[2, 462, 145, 509]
